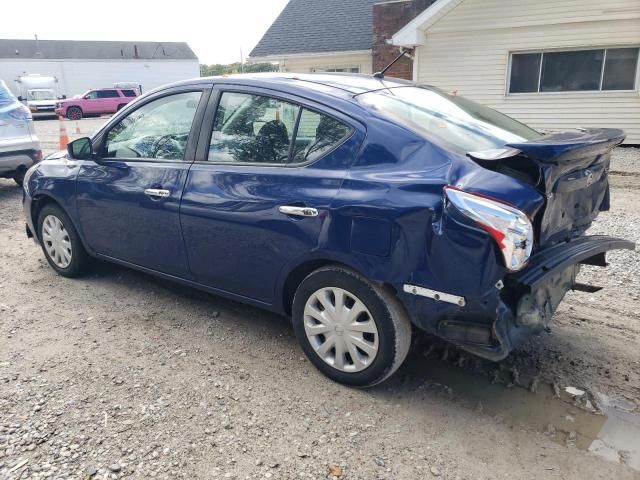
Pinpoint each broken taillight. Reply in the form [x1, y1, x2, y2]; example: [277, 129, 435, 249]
[444, 186, 534, 272]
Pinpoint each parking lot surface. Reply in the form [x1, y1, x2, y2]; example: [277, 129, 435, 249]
[0, 118, 638, 479]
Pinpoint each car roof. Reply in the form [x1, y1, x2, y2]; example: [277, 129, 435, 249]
[165, 72, 418, 104]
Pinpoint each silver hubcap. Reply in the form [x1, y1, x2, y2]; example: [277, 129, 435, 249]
[42, 215, 72, 269]
[304, 287, 379, 373]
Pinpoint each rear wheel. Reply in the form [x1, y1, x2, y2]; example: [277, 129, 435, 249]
[66, 107, 83, 120]
[37, 204, 90, 278]
[292, 266, 411, 388]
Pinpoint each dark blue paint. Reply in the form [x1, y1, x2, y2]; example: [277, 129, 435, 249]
[76, 160, 192, 277]
[22, 74, 635, 361]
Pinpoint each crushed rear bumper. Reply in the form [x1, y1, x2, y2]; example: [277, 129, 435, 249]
[422, 235, 635, 362]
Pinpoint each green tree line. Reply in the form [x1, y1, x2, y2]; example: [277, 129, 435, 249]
[200, 62, 278, 76]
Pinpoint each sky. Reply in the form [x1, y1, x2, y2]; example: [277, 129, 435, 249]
[1, 0, 290, 64]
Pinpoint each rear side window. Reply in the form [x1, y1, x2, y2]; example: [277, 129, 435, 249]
[292, 109, 352, 164]
[208, 91, 352, 164]
[104, 91, 202, 161]
[97, 90, 120, 98]
[122, 89, 137, 97]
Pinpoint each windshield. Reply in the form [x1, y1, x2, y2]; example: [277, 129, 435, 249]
[357, 86, 541, 153]
[28, 89, 56, 101]
[0, 80, 16, 106]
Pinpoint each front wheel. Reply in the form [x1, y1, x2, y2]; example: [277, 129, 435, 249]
[13, 169, 25, 187]
[37, 204, 90, 278]
[66, 107, 83, 120]
[292, 266, 412, 388]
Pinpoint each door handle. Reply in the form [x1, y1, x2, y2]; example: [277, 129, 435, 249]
[278, 205, 319, 218]
[144, 188, 171, 199]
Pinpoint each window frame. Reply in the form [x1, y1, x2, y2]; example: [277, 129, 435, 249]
[506, 45, 640, 95]
[198, 86, 357, 168]
[97, 89, 121, 99]
[94, 85, 211, 164]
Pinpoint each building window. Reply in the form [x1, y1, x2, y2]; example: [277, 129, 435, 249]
[508, 47, 639, 94]
[311, 66, 360, 73]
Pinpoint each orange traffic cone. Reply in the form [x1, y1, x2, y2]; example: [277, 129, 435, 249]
[58, 116, 69, 150]
[75, 122, 81, 135]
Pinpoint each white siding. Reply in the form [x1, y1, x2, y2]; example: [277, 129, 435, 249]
[280, 52, 373, 74]
[415, 0, 640, 143]
[0, 59, 200, 98]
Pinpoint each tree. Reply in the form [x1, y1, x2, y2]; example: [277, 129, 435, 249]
[200, 62, 278, 77]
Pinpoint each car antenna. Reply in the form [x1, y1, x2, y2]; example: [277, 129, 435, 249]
[373, 48, 414, 79]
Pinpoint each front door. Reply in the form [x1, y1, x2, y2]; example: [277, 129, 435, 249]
[180, 89, 361, 303]
[76, 88, 209, 277]
[81, 91, 103, 115]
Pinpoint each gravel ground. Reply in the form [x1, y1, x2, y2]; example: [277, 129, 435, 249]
[0, 120, 638, 479]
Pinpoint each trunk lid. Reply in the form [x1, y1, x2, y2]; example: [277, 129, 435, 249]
[469, 128, 625, 248]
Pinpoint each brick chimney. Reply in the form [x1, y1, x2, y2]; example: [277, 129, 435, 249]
[373, 0, 435, 80]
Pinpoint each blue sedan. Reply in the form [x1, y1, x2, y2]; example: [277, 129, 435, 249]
[22, 74, 634, 387]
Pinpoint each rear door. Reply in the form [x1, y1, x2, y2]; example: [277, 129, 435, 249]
[180, 87, 362, 303]
[76, 86, 210, 277]
[96, 89, 121, 113]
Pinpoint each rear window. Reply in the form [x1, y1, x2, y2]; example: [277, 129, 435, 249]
[357, 86, 541, 153]
[97, 90, 121, 98]
[121, 89, 137, 97]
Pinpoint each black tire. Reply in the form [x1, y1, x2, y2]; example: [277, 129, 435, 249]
[292, 265, 412, 388]
[13, 170, 25, 187]
[66, 107, 83, 120]
[37, 204, 90, 278]
[117, 104, 126, 111]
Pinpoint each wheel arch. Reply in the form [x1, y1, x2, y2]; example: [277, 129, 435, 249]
[66, 105, 83, 117]
[30, 194, 90, 254]
[280, 256, 384, 317]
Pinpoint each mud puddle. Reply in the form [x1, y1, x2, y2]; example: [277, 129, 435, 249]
[401, 353, 640, 471]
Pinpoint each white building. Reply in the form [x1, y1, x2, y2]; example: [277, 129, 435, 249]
[0, 39, 200, 98]
[393, 0, 640, 144]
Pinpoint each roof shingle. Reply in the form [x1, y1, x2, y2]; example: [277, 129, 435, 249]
[0, 39, 198, 60]
[250, 0, 379, 58]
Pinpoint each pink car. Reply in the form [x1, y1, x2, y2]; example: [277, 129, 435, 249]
[55, 88, 138, 120]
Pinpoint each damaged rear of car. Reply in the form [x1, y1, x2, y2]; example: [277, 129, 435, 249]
[356, 86, 635, 361]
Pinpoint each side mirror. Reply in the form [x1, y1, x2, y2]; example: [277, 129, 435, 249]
[67, 137, 93, 160]
[18, 96, 23, 102]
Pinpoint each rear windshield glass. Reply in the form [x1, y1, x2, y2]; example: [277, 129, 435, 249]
[0, 80, 16, 106]
[357, 86, 541, 153]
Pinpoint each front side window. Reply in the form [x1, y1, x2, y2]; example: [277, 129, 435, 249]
[509, 47, 639, 93]
[209, 92, 352, 164]
[357, 86, 541, 153]
[104, 91, 202, 160]
[85, 91, 99, 99]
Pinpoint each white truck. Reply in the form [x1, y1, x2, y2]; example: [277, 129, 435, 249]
[15, 75, 63, 119]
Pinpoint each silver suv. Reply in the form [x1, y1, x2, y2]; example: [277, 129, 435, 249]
[0, 80, 42, 186]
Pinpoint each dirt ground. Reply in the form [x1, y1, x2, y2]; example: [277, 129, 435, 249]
[0, 118, 638, 479]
